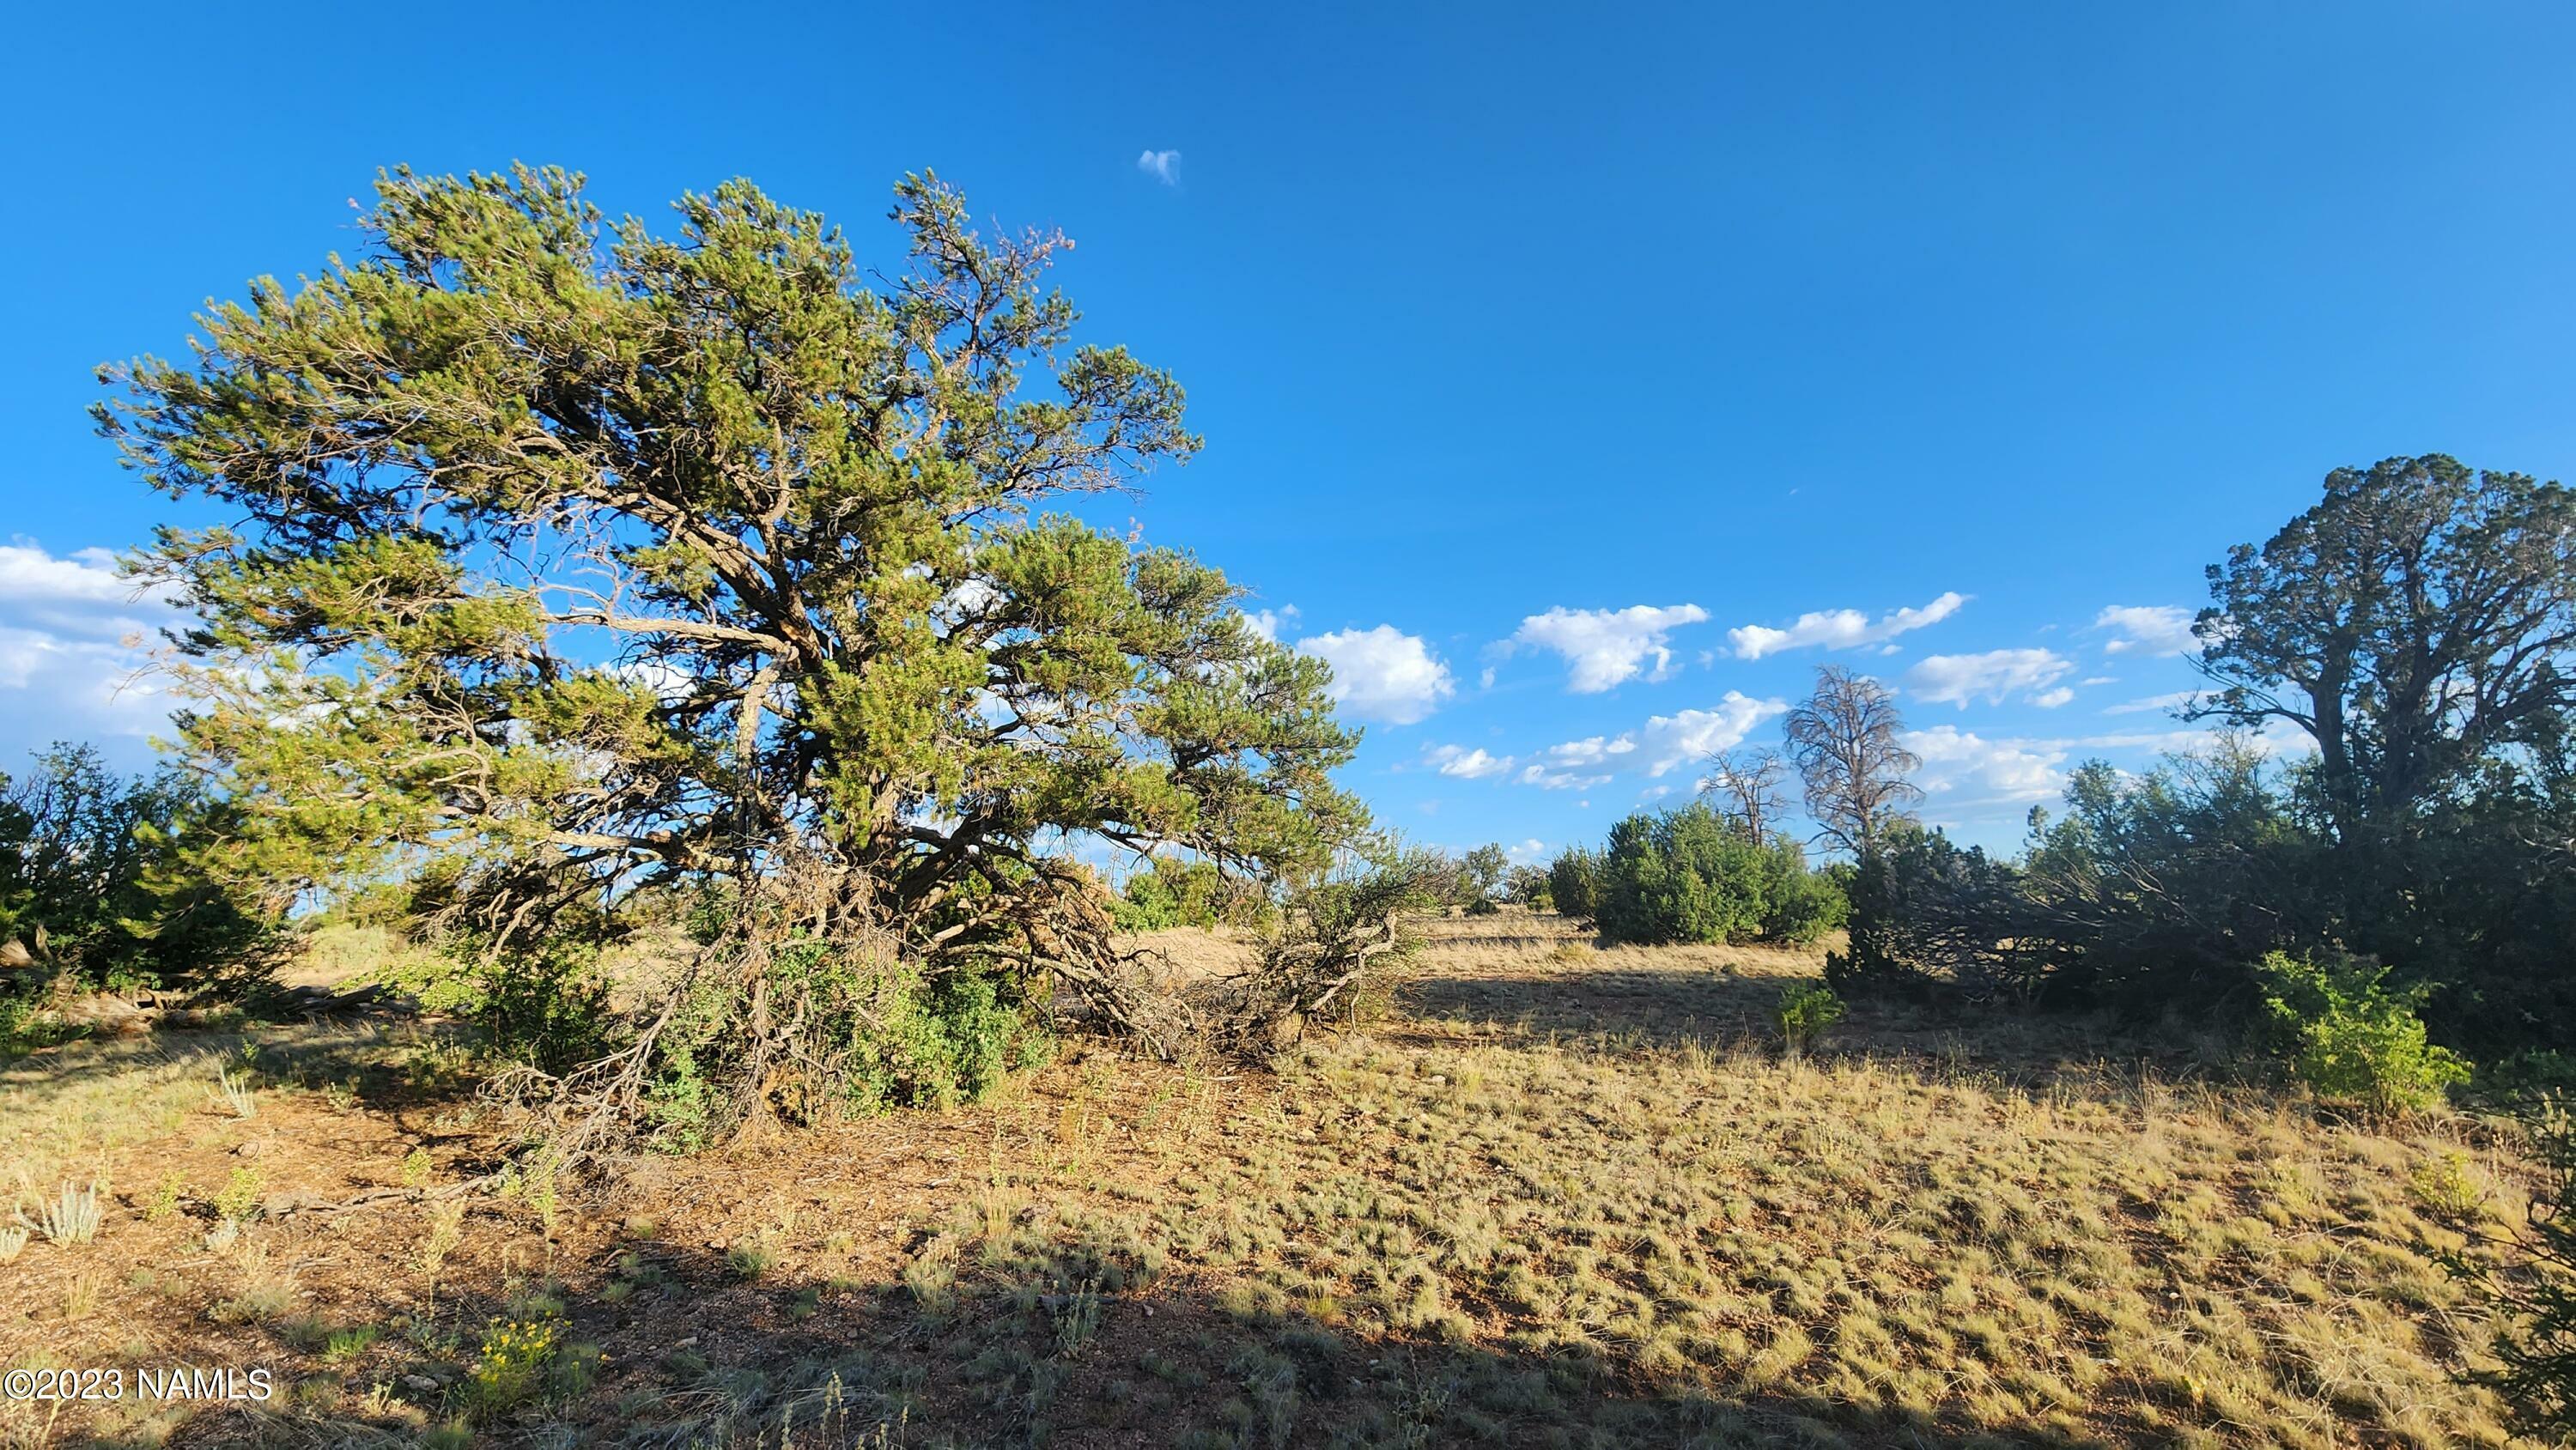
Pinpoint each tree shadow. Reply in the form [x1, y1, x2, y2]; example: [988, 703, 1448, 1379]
[166, 1222, 2122, 1450]
[1395, 953, 2235, 1089]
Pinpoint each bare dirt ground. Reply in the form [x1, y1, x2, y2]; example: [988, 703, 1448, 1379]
[0, 913, 2541, 1447]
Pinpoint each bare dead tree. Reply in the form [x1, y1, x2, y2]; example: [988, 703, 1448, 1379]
[1783, 665, 1923, 855]
[1699, 746, 1789, 841]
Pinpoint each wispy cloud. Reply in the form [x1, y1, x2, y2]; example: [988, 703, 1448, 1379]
[1905, 648, 2073, 708]
[1506, 604, 1708, 693]
[1518, 693, 1786, 788]
[1728, 592, 1967, 660]
[1423, 743, 1513, 780]
[1136, 149, 1182, 185]
[2103, 689, 2202, 716]
[2093, 604, 2197, 657]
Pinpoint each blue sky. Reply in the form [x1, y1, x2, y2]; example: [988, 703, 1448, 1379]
[4, 3, 2573, 859]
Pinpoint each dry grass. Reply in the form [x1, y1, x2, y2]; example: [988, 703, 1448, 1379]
[0, 913, 2543, 1447]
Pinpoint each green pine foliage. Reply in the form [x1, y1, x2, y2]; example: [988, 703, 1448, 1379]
[94, 165, 1378, 1127]
[0, 743, 272, 993]
[2476, 1094, 2576, 1437]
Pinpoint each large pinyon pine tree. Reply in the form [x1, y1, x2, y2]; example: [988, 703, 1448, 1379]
[97, 167, 1378, 1144]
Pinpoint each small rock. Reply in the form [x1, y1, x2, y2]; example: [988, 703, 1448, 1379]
[232, 1139, 266, 1158]
[401, 1374, 439, 1392]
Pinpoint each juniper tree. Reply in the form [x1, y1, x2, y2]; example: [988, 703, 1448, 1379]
[97, 167, 1370, 1125]
[2192, 454, 2576, 843]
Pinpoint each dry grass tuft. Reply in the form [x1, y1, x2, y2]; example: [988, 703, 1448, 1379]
[0, 913, 2541, 1447]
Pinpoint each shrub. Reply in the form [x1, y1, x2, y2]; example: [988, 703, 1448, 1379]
[370, 936, 616, 1074]
[1547, 848, 1601, 923]
[2257, 950, 2470, 1117]
[1775, 983, 1846, 1058]
[1595, 805, 1769, 947]
[214, 1167, 264, 1223]
[1110, 857, 1266, 932]
[1757, 837, 1847, 945]
[2474, 1094, 2576, 1438]
[33, 1180, 104, 1247]
[1503, 865, 1552, 911]
[0, 992, 85, 1059]
[466, 1315, 561, 1417]
[641, 944, 1051, 1148]
[1828, 823, 2037, 999]
[839, 961, 1048, 1115]
[0, 743, 275, 993]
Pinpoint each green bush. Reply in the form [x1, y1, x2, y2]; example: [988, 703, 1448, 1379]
[1558, 807, 1844, 949]
[1775, 982, 1846, 1057]
[372, 937, 616, 1075]
[1547, 847, 1601, 922]
[1109, 857, 1263, 932]
[1758, 837, 1848, 945]
[841, 961, 1050, 1114]
[640, 944, 1052, 1149]
[2472, 1093, 2576, 1437]
[1828, 823, 2036, 999]
[2258, 950, 2470, 1117]
[0, 991, 87, 1059]
[0, 743, 275, 993]
[1595, 805, 1768, 946]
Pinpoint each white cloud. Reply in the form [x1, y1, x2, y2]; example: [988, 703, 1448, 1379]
[0, 627, 173, 740]
[1242, 604, 1298, 643]
[1728, 591, 1968, 660]
[1508, 603, 1709, 693]
[1519, 692, 1785, 789]
[0, 544, 158, 606]
[0, 543, 190, 751]
[609, 658, 696, 704]
[1297, 625, 1454, 725]
[1136, 149, 1182, 185]
[2103, 689, 2202, 717]
[1904, 719, 2324, 832]
[1424, 743, 1512, 780]
[2032, 687, 2075, 709]
[1518, 734, 1630, 791]
[1632, 695, 1787, 774]
[2094, 604, 2197, 657]
[1505, 839, 1546, 865]
[1905, 648, 2074, 708]
[1905, 725, 2069, 807]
